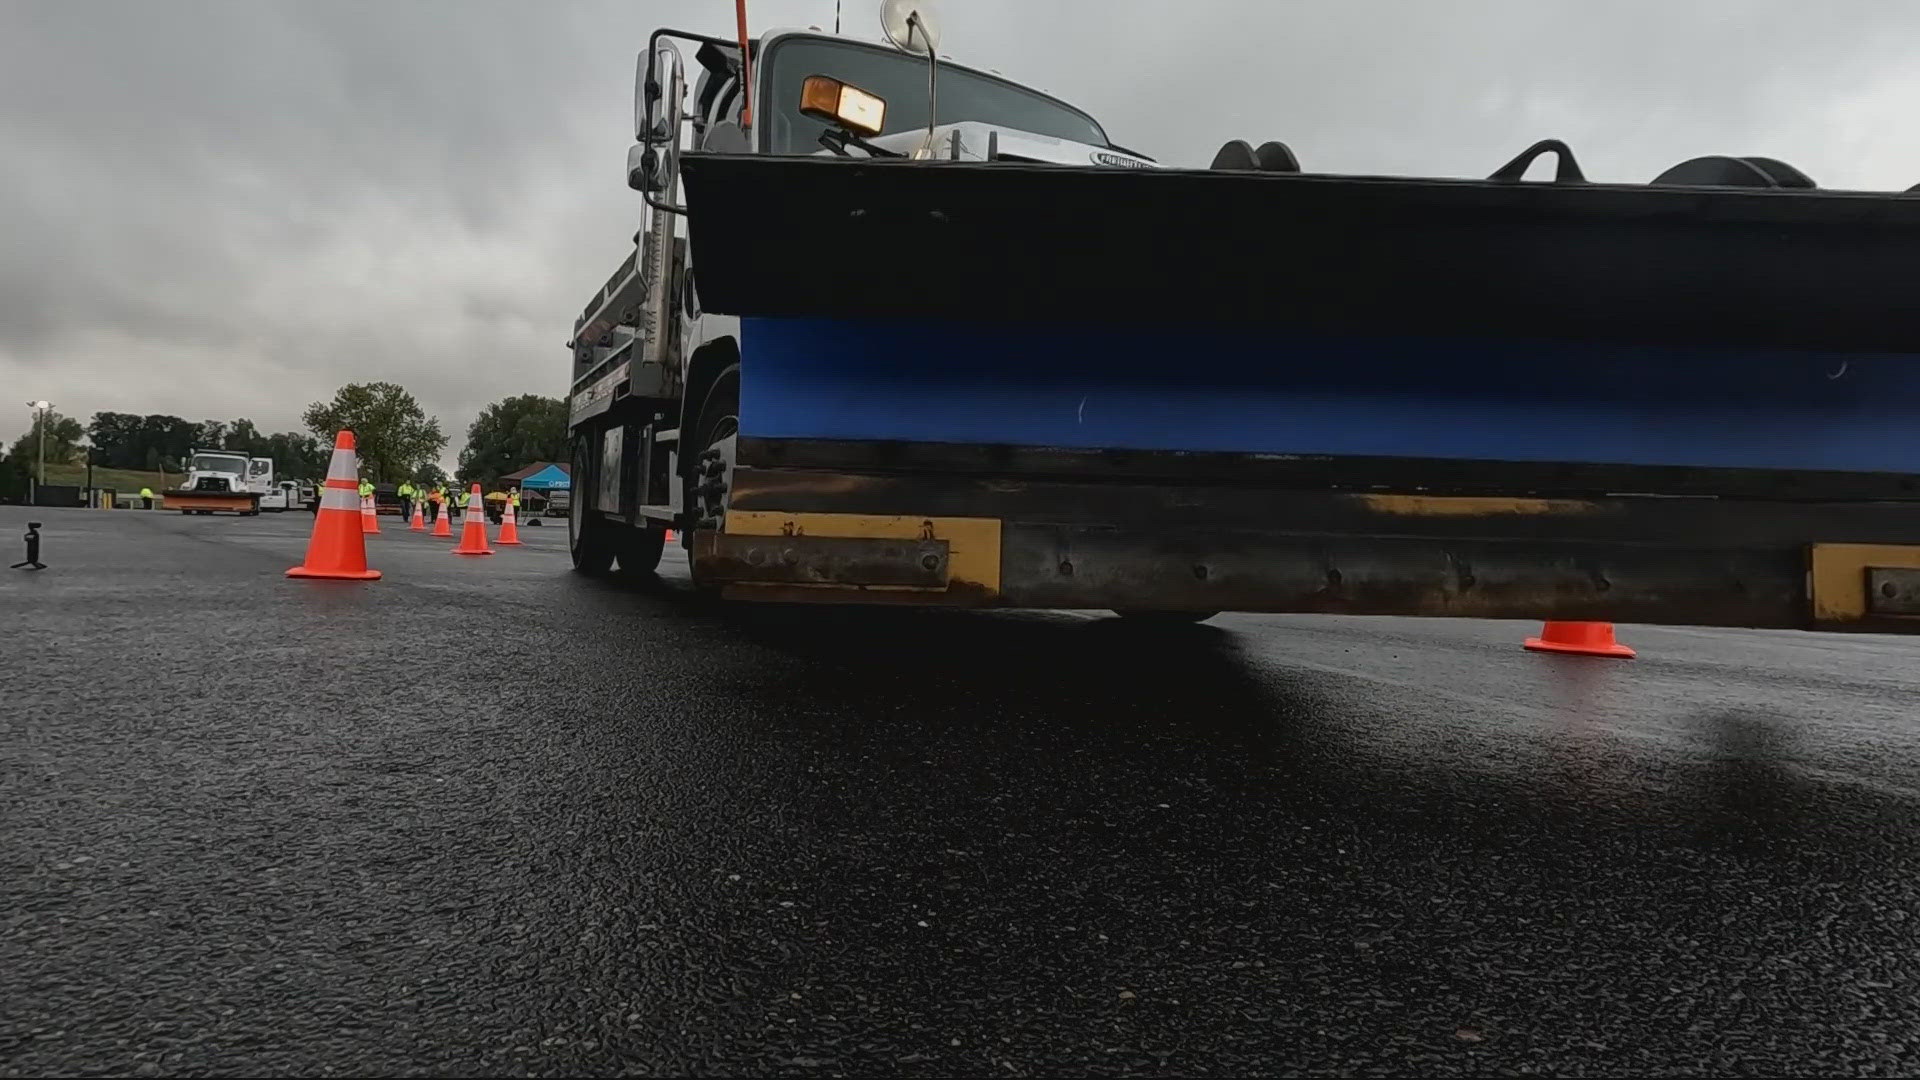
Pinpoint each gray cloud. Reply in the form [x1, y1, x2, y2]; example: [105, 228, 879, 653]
[5, 0, 1919, 455]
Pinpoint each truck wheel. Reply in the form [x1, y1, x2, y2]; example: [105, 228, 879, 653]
[688, 364, 739, 530]
[617, 526, 665, 575]
[1112, 610, 1219, 625]
[686, 365, 739, 590]
[569, 436, 616, 576]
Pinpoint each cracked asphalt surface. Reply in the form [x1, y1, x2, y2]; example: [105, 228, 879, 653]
[5, 504, 1920, 1076]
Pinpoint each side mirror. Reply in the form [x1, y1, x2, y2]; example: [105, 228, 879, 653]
[627, 144, 652, 192]
[626, 145, 676, 194]
[635, 41, 686, 210]
[633, 52, 651, 141]
[636, 42, 685, 146]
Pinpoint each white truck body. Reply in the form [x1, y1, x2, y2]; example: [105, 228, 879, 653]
[181, 450, 255, 494]
[172, 450, 281, 514]
[259, 478, 301, 511]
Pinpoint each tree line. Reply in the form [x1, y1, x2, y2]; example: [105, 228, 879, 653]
[82, 413, 330, 478]
[4, 381, 571, 500]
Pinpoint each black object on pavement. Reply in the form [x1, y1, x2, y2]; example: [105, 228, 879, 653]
[11, 521, 45, 570]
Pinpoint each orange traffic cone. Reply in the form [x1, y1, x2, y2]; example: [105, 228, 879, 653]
[451, 484, 493, 556]
[431, 500, 453, 538]
[664, 528, 677, 543]
[496, 498, 523, 545]
[1524, 621, 1635, 659]
[360, 493, 381, 534]
[409, 499, 426, 531]
[287, 431, 380, 581]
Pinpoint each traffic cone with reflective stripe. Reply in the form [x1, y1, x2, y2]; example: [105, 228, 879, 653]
[431, 499, 453, 538]
[451, 484, 493, 556]
[496, 498, 523, 545]
[287, 431, 380, 580]
[664, 529, 677, 543]
[360, 494, 381, 534]
[1524, 621, 1635, 659]
[409, 499, 426, 531]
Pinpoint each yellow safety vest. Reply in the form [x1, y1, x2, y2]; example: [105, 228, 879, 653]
[139, 488, 153, 498]
[358, 482, 373, 497]
[459, 492, 472, 507]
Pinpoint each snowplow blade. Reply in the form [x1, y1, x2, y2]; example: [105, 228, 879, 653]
[676, 154, 1920, 630]
[679, 154, 1920, 488]
[162, 490, 258, 514]
[679, 154, 1920, 349]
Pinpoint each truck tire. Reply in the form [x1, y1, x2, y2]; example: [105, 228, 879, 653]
[686, 365, 739, 591]
[617, 526, 665, 574]
[569, 436, 616, 576]
[688, 364, 739, 531]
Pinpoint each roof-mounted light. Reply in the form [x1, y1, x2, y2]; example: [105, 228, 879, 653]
[800, 74, 887, 137]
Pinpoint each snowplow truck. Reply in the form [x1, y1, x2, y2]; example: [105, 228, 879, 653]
[163, 450, 270, 515]
[567, 14, 1920, 633]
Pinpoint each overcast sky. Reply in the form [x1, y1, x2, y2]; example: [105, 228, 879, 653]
[5, 0, 1920, 458]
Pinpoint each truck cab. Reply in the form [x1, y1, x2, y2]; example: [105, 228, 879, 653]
[166, 449, 275, 515]
[566, 19, 1142, 576]
[183, 450, 252, 495]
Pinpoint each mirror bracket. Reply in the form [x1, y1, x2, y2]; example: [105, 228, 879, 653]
[639, 35, 689, 214]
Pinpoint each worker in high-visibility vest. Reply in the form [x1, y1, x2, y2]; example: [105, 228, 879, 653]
[458, 488, 474, 519]
[396, 480, 416, 522]
[424, 485, 443, 524]
[508, 487, 520, 508]
[139, 486, 154, 510]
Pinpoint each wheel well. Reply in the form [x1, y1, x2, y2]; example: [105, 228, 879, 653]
[682, 336, 739, 445]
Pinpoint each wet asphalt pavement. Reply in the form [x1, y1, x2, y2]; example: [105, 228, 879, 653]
[5, 504, 1920, 1077]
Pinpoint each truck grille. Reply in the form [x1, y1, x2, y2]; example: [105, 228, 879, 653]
[192, 477, 231, 492]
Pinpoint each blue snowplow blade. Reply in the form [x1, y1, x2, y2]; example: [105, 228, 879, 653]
[678, 154, 1920, 489]
[738, 317, 1920, 477]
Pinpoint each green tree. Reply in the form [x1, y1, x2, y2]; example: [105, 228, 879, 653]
[457, 394, 567, 485]
[0, 450, 26, 503]
[260, 431, 327, 481]
[8, 409, 85, 468]
[302, 382, 447, 482]
[414, 462, 449, 490]
[223, 418, 262, 454]
[139, 414, 198, 471]
[88, 411, 145, 469]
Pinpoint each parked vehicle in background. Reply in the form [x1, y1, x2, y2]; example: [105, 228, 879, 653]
[256, 479, 302, 511]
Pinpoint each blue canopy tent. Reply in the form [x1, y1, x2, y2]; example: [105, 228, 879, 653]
[500, 462, 570, 522]
[515, 464, 570, 490]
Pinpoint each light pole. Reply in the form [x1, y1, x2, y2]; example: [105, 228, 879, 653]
[27, 400, 51, 504]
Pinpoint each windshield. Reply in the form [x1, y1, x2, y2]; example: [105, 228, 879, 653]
[191, 454, 248, 475]
[762, 36, 1107, 155]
